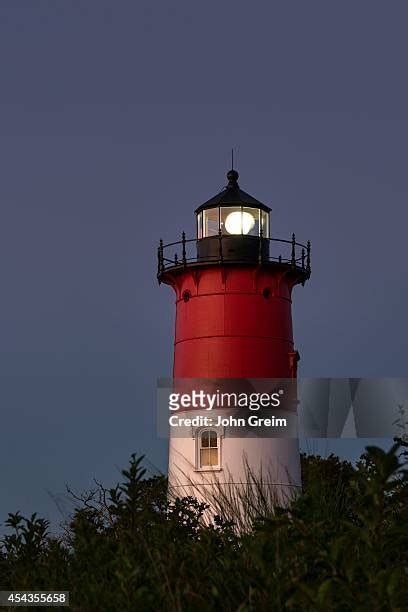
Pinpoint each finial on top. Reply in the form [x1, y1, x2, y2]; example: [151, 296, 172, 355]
[227, 168, 239, 187]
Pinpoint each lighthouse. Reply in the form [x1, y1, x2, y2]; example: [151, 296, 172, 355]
[157, 168, 311, 511]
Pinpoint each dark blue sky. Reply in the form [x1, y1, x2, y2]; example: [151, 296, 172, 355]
[1, 1, 408, 529]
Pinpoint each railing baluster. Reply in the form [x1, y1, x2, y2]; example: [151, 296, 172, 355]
[291, 233, 296, 266]
[159, 239, 164, 274]
[306, 240, 311, 273]
[301, 248, 305, 270]
[182, 231, 187, 267]
[174, 253, 178, 265]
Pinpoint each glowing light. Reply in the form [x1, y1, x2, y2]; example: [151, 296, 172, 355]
[225, 211, 255, 235]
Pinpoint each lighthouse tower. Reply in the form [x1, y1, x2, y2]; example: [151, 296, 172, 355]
[157, 168, 311, 509]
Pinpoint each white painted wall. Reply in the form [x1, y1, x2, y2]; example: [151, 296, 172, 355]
[168, 409, 301, 522]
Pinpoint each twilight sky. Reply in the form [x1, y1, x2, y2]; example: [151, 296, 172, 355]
[1, 1, 408, 529]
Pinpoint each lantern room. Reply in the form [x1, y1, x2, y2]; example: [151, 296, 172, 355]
[195, 169, 271, 262]
[157, 167, 311, 283]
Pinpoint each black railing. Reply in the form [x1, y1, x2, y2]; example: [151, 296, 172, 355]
[157, 233, 311, 278]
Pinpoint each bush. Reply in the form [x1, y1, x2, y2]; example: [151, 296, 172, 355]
[1, 445, 407, 611]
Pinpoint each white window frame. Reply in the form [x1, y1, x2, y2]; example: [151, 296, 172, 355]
[193, 426, 224, 472]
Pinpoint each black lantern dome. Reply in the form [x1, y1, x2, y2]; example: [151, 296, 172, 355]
[195, 169, 271, 261]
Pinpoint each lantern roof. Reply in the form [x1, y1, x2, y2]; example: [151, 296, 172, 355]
[195, 169, 271, 214]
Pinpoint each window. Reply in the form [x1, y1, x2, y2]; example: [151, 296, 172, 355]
[197, 211, 203, 239]
[220, 206, 260, 236]
[203, 208, 219, 236]
[261, 210, 269, 238]
[199, 430, 219, 468]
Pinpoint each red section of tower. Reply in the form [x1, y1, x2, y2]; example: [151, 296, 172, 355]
[170, 266, 301, 378]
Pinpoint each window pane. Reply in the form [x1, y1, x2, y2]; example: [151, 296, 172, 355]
[197, 212, 203, 239]
[209, 431, 218, 448]
[242, 207, 259, 236]
[203, 208, 219, 237]
[261, 210, 269, 238]
[200, 448, 210, 466]
[209, 448, 218, 465]
[200, 447, 219, 467]
[201, 431, 210, 447]
[221, 206, 241, 235]
[221, 206, 260, 236]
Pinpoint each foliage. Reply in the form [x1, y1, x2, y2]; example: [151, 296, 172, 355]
[0, 446, 407, 611]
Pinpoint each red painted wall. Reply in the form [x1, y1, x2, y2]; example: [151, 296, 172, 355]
[163, 265, 301, 378]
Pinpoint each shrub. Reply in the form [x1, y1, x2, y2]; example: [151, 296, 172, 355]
[0, 445, 406, 611]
